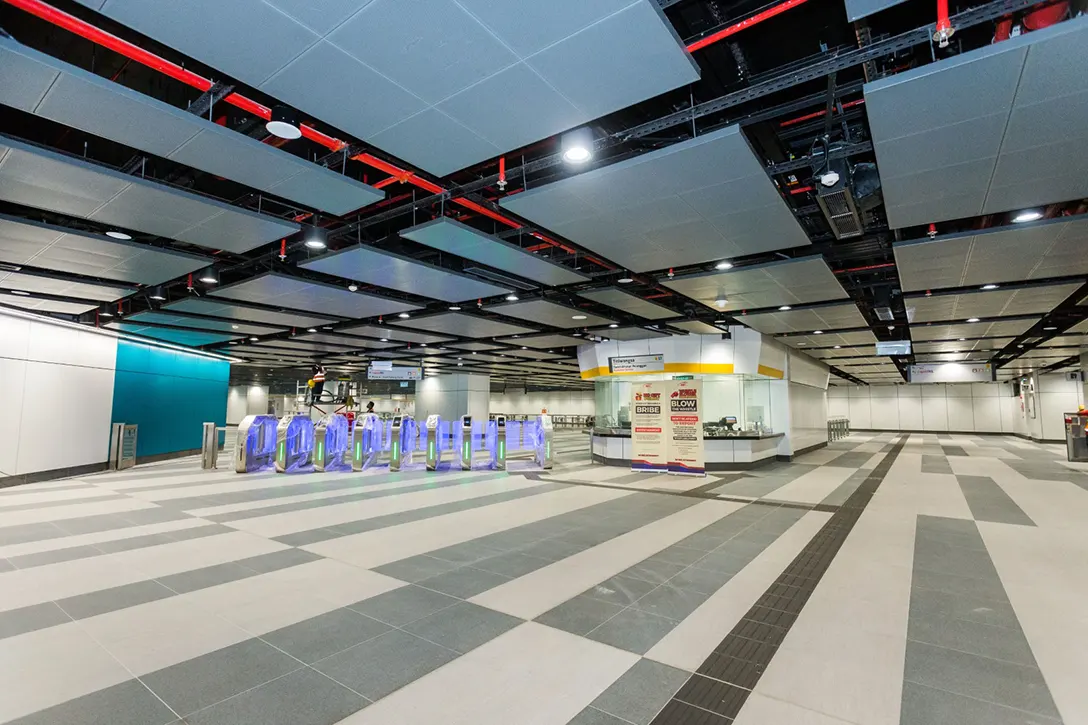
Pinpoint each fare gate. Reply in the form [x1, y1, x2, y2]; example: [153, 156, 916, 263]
[235, 415, 278, 473]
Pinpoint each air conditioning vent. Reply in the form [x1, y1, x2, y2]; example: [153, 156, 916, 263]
[814, 157, 864, 240]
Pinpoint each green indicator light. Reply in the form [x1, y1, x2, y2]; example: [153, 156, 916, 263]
[317, 442, 323, 460]
[499, 441, 505, 459]
[279, 442, 285, 461]
[546, 442, 551, 457]
[463, 441, 469, 458]
[392, 441, 399, 459]
[355, 441, 361, 460]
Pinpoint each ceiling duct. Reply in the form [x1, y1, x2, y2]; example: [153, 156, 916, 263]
[814, 156, 864, 240]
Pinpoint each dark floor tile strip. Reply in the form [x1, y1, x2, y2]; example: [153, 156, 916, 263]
[954, 475, 1035, 527]
[651, 435, 909, 725]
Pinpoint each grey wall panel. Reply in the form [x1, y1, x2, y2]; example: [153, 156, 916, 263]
[400, 218, 589, 286]
[0, 36, 383, 216]
[0, 214, 210, 285]
[502, 124, 809, 272]
[82, 0, 698, 176]
[299, 245, 510, 302]
[208, 272, 419, 319]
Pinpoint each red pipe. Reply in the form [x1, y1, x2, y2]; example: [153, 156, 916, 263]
[686, 0, 812, 52]
[789, 185, 814, 195]
[779, 99, 866, 128]
[934, 0, 954, 45]
[834, 263, 895, 274]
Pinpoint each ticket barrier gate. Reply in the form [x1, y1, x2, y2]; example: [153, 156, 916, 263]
[352, 414, 383, 471]
[235, 415, 278, 473]
[425, 415, 445, 471]
[534, 414, 554, 470]
[1064, 411, 1088, 463]
[275, 414, 315, 473]
[458, 415, 474, 470]
[490, 415, 507, 470]
[389, 415, 416, 472]
[314, 414, 350, 472]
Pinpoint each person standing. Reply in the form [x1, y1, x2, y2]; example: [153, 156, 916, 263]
[311, 364, 327, 401]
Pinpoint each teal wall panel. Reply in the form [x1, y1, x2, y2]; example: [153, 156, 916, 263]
[111, 340, 229, 458]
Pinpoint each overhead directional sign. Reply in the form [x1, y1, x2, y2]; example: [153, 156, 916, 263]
[368, 365, 422, 380]
[609, 354, 664, 374]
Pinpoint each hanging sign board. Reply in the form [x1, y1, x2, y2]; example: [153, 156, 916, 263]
[630, 382, 668, 472]
[368, 365, 422, 380]
[370, 360, 394, 371]
[667, 380, 705, 476]
[609, 354, 664, 374]
[909, 363, 992, 384]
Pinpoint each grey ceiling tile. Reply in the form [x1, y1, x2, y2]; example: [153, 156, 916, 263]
[0, 294, 97, 314]
[164, 298, 337, 328]
[0, 272, 134, 301]
[263, 0, 373, 35]
[1001, 90, 1088, 152]
[0, 39, 58, 111]
[1013, 17, 1088, 106]
[109, 322, 238, 346]
[91, 184, 214, 238]
[577, 288, 676, 320]
[127, 311, 281, 336]
[454, 0, 635, 57]
[394, 312, 535, 337]
[368, 109, 500, 178]
[494, 332, 584, 348]
[488, 299, 613, 328]
[0, 140, 130, 217]
[174, 205, 300, 254]
[209, 272, 419, 318]
[844, 0, 909, 21]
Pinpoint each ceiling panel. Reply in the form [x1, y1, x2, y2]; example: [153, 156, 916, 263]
[501, 124, 809, 272]
[906, 284, 1080, 323]
[670, 320, 726, 335]
[0, 271, 135, 302]
[914, 338, 1013, 353]
[577, 288, 677, 320]
[0, 36, 382, 216]
[780, 330, 878, 348]
[80, 0, 698, 177]
[495, 332, 584, 349]
[1039, 335, 1087, 347]
[295, 333, 397, 349]
[843, 0, 908, 21]
[0, 135, 299, 253]
[591, 326, 672, 341]
[107, 322, 238, 346]
[663, 257, 847, 311]
[809, 346, 877, 359]
[209, 272, 418, 319]
[400, 218, 588, 286]
[392, 312, 535, 338]
[503, 349, 566, 360]
[0, 214, 210, 285]
[337, 324, 451, 345]
[164, 297, 337, 328]
[0, 294, 96, 314]
[910, 319, 1037, 341]
[894, 217, 1088, 291]
[865, 16, 1088, 228]
[446, 341, 504, 351]
[299, 244, 509, 302]
[741, 303, 866, 335]
[125, 310, 281, 336]
[489, 299, 613, 328]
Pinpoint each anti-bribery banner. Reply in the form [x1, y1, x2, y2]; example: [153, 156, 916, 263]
[667, 379, 705, 476]
[630, 382, 668, 472]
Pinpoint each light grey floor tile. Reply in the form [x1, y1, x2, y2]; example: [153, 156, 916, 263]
[156, 562, 256, 594]
[58, 580, 176, 619]
[313, 629, 458, 701]
[567, 706, 635, 724]
[261, 608, 391, 664]
[237, 548, 323, 573]
[622, 558, 688, 585]
[901, 680, 1061, 725]
[908, 614, 1035, 666]
[347, 584, 460, 626]
[590, 659, 689, 725]
[5, 679, 176, 725]
[417, 565, 512, 599]
[182, 666, 368, 725]
[904, 642, 1060, 718]
[0, 602, 71, 640]
[633, 584, 711, 621]
[402, 601, 520, 654]
[372, 554, 459, 583]
[583, 575, 659, 607]
[536, 594, 626, 636]
[472, 551, 554, 578]
[8, 544, 107, 569]
[272, 528, 340, 547]
[667, 566, 734, 596]
[910, 585, 1020, 630]
[0, 557, 12, 573]
[587, 608, 679, 654]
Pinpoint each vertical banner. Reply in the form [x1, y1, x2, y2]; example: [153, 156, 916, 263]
[631, 382, 668, 472]
[667, 380, 705, 476]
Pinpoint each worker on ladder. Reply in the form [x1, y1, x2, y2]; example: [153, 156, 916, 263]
[310, 364, 327, 404]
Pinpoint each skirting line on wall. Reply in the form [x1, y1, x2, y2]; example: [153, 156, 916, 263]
[851, 429, 1063, 444]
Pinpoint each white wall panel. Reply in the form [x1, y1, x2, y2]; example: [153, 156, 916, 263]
[920, 396, 949, 431]
[828, 396, 850, 418]
[946, 395, 975, 431]
[897, 394, 921, 430]
[0, 312, 30, 360]
[849, 395, 872, 428]
[0, 358, 27, 474]
[226, 386, 247, 425]
[788, 382, 828, 452]
[972, 396, 1002, 432]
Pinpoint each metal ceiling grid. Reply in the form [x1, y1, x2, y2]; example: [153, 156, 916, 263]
[893, 218, 1088, 292]
[125, 310, 281, 337]
[446, 341, 504, 351]
[400, 218, 589, 287]
[0, 214, 211, 286]
[488, 299, 614, 328]
[834, 357, 895, 366]
[741, 303, 867, 335]
[391, 312, 536, 338]
[501, 124, 810, 273]
[0, 294, 97, 314]
[299, 245, 510, 302]
[107, 322, 239, 346]
[591, 326, 672, 341]
[910, 319, 1037, 341]
[0, 135, 300, 254]
[164, 297, 337, 328]
[669, 320, 726, 335]
[337, 324, 451, 345]
[208, 272, 419, 319]
[0, 271, 135, 302]
[906, 284, 1081, 324]
[663, 257, 848, 312]
[295, 333, 397, 349]
[780, 330, 878, 347]
[0, 36, 383, 216]
[576, 288, 677, 320]
[1039, 335, 1087, 347]
[495, 332, 584, 349]
[865, 16, 1088, 228]
[503, 349, 565, 360]
[77, 0, 698, 176]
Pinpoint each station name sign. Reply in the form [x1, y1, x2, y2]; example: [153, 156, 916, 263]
[609, 353, 664, 374]
[367, 365, 422, 380]
[909, 363, 992, 384]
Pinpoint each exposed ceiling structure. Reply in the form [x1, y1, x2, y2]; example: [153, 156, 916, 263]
[0, 0, 1084, 391]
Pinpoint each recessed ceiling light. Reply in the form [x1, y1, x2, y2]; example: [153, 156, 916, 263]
[981, 283, 999, 290]
[813, 330, 823, 334]
[714, 261, 733, 270]
[966, 317, 980, 323]
[249, 336, 259, 341]
[448, 305, 461, 311]
[105, 230, 132, 240]
[505, 294, 519, 302]
[778, 305, 791, 311]
[521, 346, 527, 349]
[231, 325, 239, 330]
[1043, 326, 1057, 331]
[617, 276, 633, 284]
[199, 267, 218, 284]
[1013, 209, 1043, 223]
[472, 351, 478, 355]
[457, 362, 463, 366]
[347, 284, 358, 292]
[798, 342, 807, 345]
[9, 290, 30, 296]
[714, 296, 728, 308]
[380, 338, 388, 342]
[608, 323, 619, 328]
[398, 312, 410, 319]
[959, 338, 966, 341]
[266, 105, 302, 140]
[572, 314, 587, 320]
[833, 345, 841, 349]
[560, 127, 593, 163]
[306, 328, 317, 333]
[420, 343, 427, 347]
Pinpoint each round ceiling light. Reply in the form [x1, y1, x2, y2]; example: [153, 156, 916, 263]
[617, 276, 633, 284]
[715, 296, 728, 308]
[966, 317, 980, 323]
[266, 105, 302, 140]
[303, 226, 327, 249]
[306, 328, 317, 333]
[608, 323, 618, 328]
[105, 230, 132, 240]
[560, 127, 593, 164]
[199, 267, 218, 284]
[714, 261, 733, 270]
[778, 305, 791, 311]
[9, 290, 30, 296]
[572, 314, 587, 320]
[981, 283, 999, 290]
[347, 284, 358, 292]
[448, 305, 461, 311]
[813, 330, 824, 334]
[505, 294, 519, 302]
[398, 312, 410, 319]
[1012, 209, 1043, 223]
[148, 286, 166, 301]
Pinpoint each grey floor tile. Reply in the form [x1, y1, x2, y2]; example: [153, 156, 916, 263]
[261, 608, 391, 664]
[156, 562, 256, 594]
[672, 531, 729, 552]
[689, 550, 754, 576]
[425, 540, 506, 565]
[347, 584, 460, 626]
[901, 680, 1061, 725]
[472, 551, 554, 578]
[5, 679, 176, 725]
[633, 584, 711, 621]
[622, 558, 688, 585]
[58, 580, 176, 619]
[904, 642, 1060, 718]
[8, 544, 103, 569]
[910, 585, 1020, 630]
[908, 614, 1036, 667]
[583, 575, 659, 607]
[912, 568, 1010, 600]
[237, 548, 323, 574]
[566, 706, 632, 724]
[182, 666, 368, 725]
[536, 594, 626, 636]
[518, 538, 588, 561]
[957, 476, 1036, 527]
[142, 639, 301, 717]
[0, 557, 12, 573]
[402, 601, 520, 654]
[372, 554, 459, 583]
[917, 515, 979, 535]
[587, 608, 679, 654]
[646, 545, 707, 567]
[92, 532, 179, 554]
[590, 659, 689, 725]
[0, 602, 71, 640]
[417, 565, 512, 599]
[313, 629, 458, 701]
[667, 565, 735, 596]
[271, 528, 340, 547]
[48, 513, 130, 536]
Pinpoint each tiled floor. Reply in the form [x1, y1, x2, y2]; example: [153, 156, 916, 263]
[1, 430, 1086, 724]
